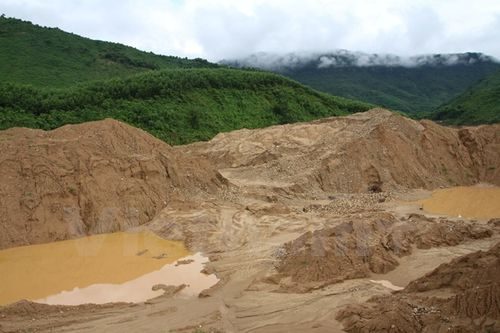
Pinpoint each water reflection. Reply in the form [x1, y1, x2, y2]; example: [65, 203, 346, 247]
[36, 253, 218, 305]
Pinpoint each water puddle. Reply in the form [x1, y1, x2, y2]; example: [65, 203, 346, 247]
[35, 253, 218, 305]
[419, 186, 500, 219]
[369, 280, 404, 291]
[0, 231, 218, 305]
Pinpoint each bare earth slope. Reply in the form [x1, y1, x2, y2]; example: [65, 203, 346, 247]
[182, 108, 500, 193]
[337, 242, 500, 333]
[0, 119, 225, 249]
[1, 109, 500, 333]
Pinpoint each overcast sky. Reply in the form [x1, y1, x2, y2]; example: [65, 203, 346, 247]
[2, 0, 500, 61]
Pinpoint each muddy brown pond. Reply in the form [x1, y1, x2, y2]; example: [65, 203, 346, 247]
[420, 185, 500, 219]
[0, 231, 218, 305]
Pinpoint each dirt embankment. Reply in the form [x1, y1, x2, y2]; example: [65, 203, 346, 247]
[0, 119, 226, 249]
[336, 241, 500, 333]
[2, 109, 499, 249]
[271, 213, 493, 292]
[182, 109, 500, 193]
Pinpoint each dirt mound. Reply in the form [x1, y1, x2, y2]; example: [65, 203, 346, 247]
[405, 243, 500, 309]
[336, 243, 500, 333]
[183, 108, 500, 193]
[3, 110, 498, 249]
[272, 213, 493, 292]
[0, 119, 225, 249]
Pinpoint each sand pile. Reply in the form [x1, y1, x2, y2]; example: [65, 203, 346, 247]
[0, 119, 225, 249]
[182, 109, 500, 193]
[272, 213, 493, 292]
[336, 242, 500, 333]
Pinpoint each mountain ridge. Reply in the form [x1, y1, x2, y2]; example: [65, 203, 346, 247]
[222, 51, 500, 115]
[221, 50, 499, 70]
[0, 16, 218, 87]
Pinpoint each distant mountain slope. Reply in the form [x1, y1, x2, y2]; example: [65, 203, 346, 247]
[0, 68, 372, 144]
[0, 16, 217, 87]
[222, 51, 500, 114]
[431, 70, 500, 124]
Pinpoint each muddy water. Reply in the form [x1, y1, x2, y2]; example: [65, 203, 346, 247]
[36, 253, 218, 305]
[420, 185, 500, 219]
[0, 231, 215, 305]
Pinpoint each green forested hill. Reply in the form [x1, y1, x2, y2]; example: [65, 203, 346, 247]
[287, 63, 500, 115]
[430, 70, 500, 124]
[222, 52, 500, 115]
[0, 17, 371, 144]
[0, 69, 372, 144]
[0, 16, 216, 87]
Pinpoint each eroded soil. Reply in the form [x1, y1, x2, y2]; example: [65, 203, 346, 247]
[1, 109, 499, 332]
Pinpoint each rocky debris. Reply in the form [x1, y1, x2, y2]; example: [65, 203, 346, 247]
[200, 268, 212, 275]
[488, 218, 500, 229]
[152, 253, 168, 259]
[336, 242, 500, 333]
[151, 284, 187, 297]
[302, 192, 392, 215]
[271, 213, 493, 292]
[0, 119, 226, 249]
[336, 297, 427, 333]
[175, 259, 195, 266]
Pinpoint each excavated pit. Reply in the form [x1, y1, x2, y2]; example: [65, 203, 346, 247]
[1, 109, 499, 333]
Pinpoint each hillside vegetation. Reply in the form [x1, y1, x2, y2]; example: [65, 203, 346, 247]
[430, 70, 500, 124]
[0, 16, 217, 87]
[0, 69, 372, 144]
[223, 52, 500, 115]
[288, 64, 499, 114]
[0, 17, 371, 144]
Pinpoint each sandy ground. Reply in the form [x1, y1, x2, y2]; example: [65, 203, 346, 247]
[1, 187, 499, 333]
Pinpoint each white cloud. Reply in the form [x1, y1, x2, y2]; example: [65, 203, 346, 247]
[1, 0, 500, 61]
